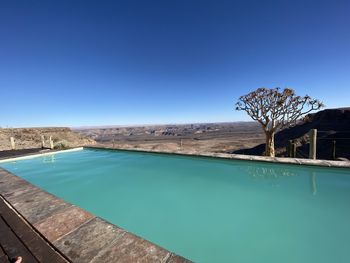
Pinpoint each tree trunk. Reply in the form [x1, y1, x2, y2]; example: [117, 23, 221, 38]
[265, 131, 275, 157]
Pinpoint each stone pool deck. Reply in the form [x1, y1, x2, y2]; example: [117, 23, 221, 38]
[88, 146, 350, 169]
[0, 195, 69, 262]
[0, 168, 191, 263]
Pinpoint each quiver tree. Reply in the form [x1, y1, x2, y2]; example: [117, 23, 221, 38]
[236, 88, 324, 157]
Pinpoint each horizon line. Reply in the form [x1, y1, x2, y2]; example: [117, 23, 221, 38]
[0, 120, 256, 130]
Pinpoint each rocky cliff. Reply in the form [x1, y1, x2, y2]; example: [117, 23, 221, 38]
[233, 108, 350, 160]
[0, 127, 96, 151]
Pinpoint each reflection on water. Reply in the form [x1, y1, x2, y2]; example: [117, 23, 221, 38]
[42, 154, 56, 163]
[310, 172, 317, 195]
[241, 163, 318, 195]
[243, 165, 298, 179]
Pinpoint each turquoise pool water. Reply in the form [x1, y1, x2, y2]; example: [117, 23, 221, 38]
[1, 149, 350, 262]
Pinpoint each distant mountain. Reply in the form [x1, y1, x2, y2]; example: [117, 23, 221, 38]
[233, 108, 350, 160]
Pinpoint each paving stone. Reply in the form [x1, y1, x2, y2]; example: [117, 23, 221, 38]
[0, 196, 68, 263]
[0, 169, 43, 202]
[2, 181, 39, 200]
[0, 172, 24, 186]
[54, 217, 125, 263]
[166, 254, 193, 263]
[8, 189, 72, 224]
[0, 177, 30, 195]
[0, 169, 9, 177]
[91, 231, 170, 263]
[34, 206, 95, 242]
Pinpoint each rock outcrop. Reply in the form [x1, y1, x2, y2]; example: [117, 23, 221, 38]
[0, 127, 96, 151]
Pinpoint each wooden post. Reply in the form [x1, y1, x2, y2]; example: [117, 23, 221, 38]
[288, 140, 293, 157]
[309, 129, 317, 160]
[332, 140, 336, 160]
[41, 135, 45, 149]
[292, 143, 296, 158]
[49, 136, 54, 150]
[112, 138, 115, 148]
[10, 137, 15, 150]
[180, 139, 183, 148]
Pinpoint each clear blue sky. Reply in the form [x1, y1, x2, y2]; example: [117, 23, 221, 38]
[0, 0, 349, 127]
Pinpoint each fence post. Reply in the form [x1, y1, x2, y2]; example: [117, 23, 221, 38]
[309, 129, 317, 160]
[10, 137, 16, 150]
[288, 140, 293, 157]
[41, 135, 45, 149]
[332, 140, 336, 160]
[49, 136, 54, 150]
[292, 142, 297, 158]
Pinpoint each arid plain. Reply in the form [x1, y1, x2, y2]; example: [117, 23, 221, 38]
[76, 122, 265, 154]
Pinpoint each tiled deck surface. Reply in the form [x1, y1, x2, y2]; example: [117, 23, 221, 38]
[0, 195, 68, 263]
[0, 168, 191, 263]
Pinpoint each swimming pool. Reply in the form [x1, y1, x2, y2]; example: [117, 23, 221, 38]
[1, 148, 350, 262]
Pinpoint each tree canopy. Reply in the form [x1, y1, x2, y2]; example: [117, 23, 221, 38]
[235, 87, 324, 156]
[236, 87, 324, 132]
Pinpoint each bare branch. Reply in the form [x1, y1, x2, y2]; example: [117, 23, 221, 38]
[235, 87, 324, 156]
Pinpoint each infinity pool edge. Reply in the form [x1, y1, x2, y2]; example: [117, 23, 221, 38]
[86, 146, 350, 169]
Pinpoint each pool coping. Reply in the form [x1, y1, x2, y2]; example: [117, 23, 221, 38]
[0, 147, 84, 163]
[2, 146, 349, 169]
[86, 146, 350, 169]
[0, 153, 191, 262]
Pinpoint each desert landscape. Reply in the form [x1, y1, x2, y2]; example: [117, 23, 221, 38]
[75, 122, 265, 154]
[1, 108, 349, 161]
[76, 107, 350, 160]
